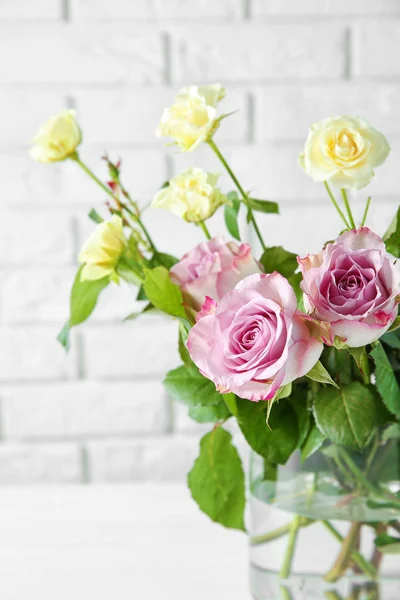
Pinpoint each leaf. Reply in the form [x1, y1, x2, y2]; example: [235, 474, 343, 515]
[188, 428, 246, 531]
[375, 533, 400, 554]
[301, 421, 326, 462]
[313, 382, 377, 450]
[88, 208, 104, 224]
[288, 272, 305, 312]
[306, 361, 339, 389]
[189, 403, 231, 423]
[348, 347, 370, 381]
[236, 397, 298, 464]
[371, 342, 400, 418]
[151, 252, 179, 270]
[223, 393, 238, 417]
[143, 266, 187, 320]
[247, 198, 279, 215]
[136, 285, 147, 301]
[289, 387, 310, 448]
[224, 195, 241, 240]
[164, 364, 223, 407]
[123, 303, 154, 322]
[260, 246, 298, 279]
[383, 206, 400, 257]
[57, 266, 109, 349]
[178, 325, 191, 364]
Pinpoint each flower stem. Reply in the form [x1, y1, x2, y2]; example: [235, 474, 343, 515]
[323, 182, 350, 229]
[341, 188, 357, 229]
[279, 515, 302, 579]
[322, 521, 378, 580]
[207, 139, 266, 250]
[324, 522, 371, 583]
[361, 196, 372, 227]
[250, 517, 313, 546]
[199, 221, 212, 240]
[70, 153, 159, 256]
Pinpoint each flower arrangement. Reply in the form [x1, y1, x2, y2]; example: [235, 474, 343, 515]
[31, 85, 400, 585]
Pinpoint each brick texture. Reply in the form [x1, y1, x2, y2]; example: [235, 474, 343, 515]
[0, 0, 399, 484]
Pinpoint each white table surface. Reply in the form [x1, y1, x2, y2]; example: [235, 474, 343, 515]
[0, 484, 250, 600]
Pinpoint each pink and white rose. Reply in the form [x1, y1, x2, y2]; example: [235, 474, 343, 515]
[186, 272, 324, 401]
[298, 228, 400, 348]
[170, 236, 261, 312]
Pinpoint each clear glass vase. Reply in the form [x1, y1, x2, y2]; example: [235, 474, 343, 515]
[249, 438, 400, 600]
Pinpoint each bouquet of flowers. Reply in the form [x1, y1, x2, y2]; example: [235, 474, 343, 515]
[31, 85, 400, 585]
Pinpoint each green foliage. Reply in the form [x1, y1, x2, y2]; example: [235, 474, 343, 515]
[288, 272, 305, 311]
[189, 403, 231, 423]
[236, 396, 299, 464]
[88, 208, 104, 224]
[383, 205, 400, 257]
[381, 331, 400, 349]
[313, 382, 378, 450]
[224, 191, 241, 240]
[151, 252, 179, 270]
[223, 393, 238, 417]
[375, 533, 400, 554]
[306, 361, 339, 389]
[143, 266, 187, 321]
[259, 246, 298, 279]
[188, 428, 246, 531]
[247, 198, 279, 214]
[164, 364, 223, 408]
[301, 421, 326, 462]
[371, 342, 400, 418]
[57, 266, 110, 349]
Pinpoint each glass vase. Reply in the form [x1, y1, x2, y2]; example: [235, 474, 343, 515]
[249, 437, 400, 600]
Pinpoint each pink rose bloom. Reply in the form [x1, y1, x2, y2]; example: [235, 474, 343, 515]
[170, 236, 261, 312]
[298, 228, 400, 348]
[187, 272, 324, 401]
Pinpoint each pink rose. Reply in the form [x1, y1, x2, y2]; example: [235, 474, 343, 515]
[186, 272, 324, 401]
[298, 228, 400, 348]
[170, 236, 261, 312]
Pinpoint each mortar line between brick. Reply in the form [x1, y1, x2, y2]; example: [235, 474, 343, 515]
[243, 0, 252, 20]
[81, 445, 90, 483]
[344, 26, 352, 80]
[163, 32, 172, 85]
[61, 0, 70, 22]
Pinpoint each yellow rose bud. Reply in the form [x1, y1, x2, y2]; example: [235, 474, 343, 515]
[30, 109, 82, 163]
[157, 84, 226, 152]
[152, 168, 226, 223]
[299, 115, 390, 190]
[78, 215, 127, 281]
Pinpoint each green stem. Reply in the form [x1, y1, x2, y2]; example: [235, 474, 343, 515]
[71, 153, 158, 256]
[324, 182, 350, 229]
[279, 515, 302, 579]
[199, 221, 212, 240]
[250, 517, 313, 546]
[280, 586, 294, 600]
[208, 139, 266, 250]
[361, 196, 372, 227]
[341, 188, 356, 230]
[338, 447, 400, 508]
[322, 521, 377, 580]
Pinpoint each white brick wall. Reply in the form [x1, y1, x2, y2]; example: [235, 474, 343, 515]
[0, 0, 399, 483]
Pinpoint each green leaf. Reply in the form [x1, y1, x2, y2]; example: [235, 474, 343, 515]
[381, 330, 400, 349]
[288, 272, 305, 312]
[260, 246, 298, 279]
[301, 421, 326, 462]
[224, 195, 241, 240]
[371, 342, 400, 418]
[88, 208, 104, 224]
[387, 315, 400, 333]
[178, 324, 191, 364]
[136, 285, 147, 301]
[348, 347, 370, 381]
[289, 388, 310, 448]
[123, 303, 154, 322]
[188, 428, 246, 531]
[306, 361, 339, 389]
[164, 364, 223, 407]
[247, 198, 279, 215]
[58, 266, 110, 349]
[313, 382, 377, 450]
[375, 533, 400, 554]
[236, 397, 298, 464]
[143, 266, 186, 320]
[223, 393, 238, 417]
[151, 252, 179, 270]
[188, 403, 231, 423]
[383, 205, 400, 257]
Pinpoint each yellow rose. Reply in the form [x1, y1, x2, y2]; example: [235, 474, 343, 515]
[30, 109, 82, 163]
[157, 84, 226, 152]
[78, 215, 127, 281]
[299, 116, 390, 190]
[152, 168, 225, 223]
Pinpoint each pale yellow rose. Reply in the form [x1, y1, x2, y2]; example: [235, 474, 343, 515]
[78, 215, 127, 281]
[30, 109, 82, 163]
[299, 116, 390, 189]
[152, 168, 226, 223]
[157, 84, 226, 152]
